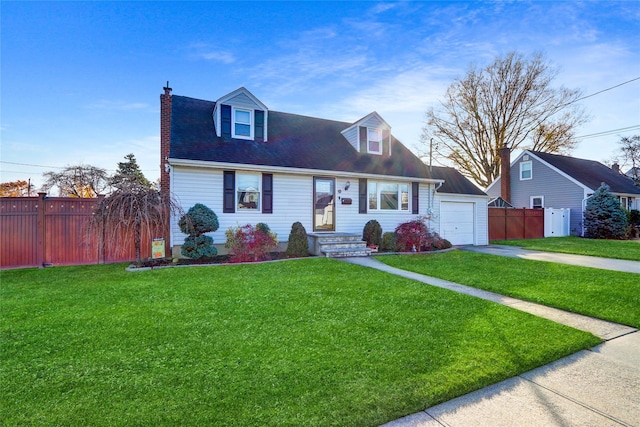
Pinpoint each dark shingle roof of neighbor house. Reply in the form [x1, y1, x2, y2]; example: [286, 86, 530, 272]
[531, 151, 640, 194]
[170, 95, 485, 196]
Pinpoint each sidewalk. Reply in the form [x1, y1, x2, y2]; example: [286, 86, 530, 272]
[459, 244, 640, 274]
[340, 256, 639, 427]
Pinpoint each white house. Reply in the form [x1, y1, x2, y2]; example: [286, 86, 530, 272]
[160, 86, 488, 256]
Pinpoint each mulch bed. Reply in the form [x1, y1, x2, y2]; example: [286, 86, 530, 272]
[135, 251, 302, 269]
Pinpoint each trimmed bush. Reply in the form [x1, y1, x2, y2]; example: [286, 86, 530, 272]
[286, 222, 309, 257]
[179, 203, 219, 236]
[584, 183, 628, 239]
[181, 235, 217, 259]
[225, 224, 278, 262]
[179, 203, 219, 259]
[362, 220, 382, 247]
[380, 232, 398, 252]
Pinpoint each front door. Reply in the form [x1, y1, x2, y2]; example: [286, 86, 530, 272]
[313, 177, 335, 232]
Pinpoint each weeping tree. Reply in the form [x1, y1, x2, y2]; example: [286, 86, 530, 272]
[422, 51, 587, 188]
[87, 154, 180, 264]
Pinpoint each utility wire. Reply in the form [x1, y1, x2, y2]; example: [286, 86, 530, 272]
[572, 76, 640, 104]
[575, 125, 640, 140]
[0, 160, 156, 172]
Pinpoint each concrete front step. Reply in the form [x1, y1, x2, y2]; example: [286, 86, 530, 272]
[307, 233, 372, 258]
[322, 248, 372, 258]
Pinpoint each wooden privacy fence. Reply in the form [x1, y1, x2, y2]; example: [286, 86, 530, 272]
[489, 207, 544, 241]
[1, 194, 160, 269]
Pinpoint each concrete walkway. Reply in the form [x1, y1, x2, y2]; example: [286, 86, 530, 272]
[459, 244, 640, 274]
[339, 255, 639, 427]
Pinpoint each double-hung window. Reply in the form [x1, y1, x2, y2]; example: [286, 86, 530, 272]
[520, 161, 532, 180]
[368, 181, 409, 211]
[368, 128, 382, 154]
[237, 173, 260, 210]
[233, 108, 253, 139]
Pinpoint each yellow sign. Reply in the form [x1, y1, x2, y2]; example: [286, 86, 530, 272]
[152, 238, 165, 259]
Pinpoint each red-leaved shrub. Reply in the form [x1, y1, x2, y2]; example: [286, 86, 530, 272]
[224, 224, 278, 262]
[395, 217, 451, 252]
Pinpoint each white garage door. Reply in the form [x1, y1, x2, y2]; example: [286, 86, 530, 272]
[440, 202, 475, 245]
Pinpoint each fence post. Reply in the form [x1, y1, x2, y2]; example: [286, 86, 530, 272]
[36, 192, 46, 268]
[97, 195, 105, 264]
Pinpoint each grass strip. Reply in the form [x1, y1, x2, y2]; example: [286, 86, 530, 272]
[491, 236, 640, 261]
[1, 259, 599, 426]
[377, 251, 640, 328]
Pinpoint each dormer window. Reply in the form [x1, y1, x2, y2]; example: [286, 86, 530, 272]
[368, 128, 382, 154]
[233, 107, 253, 140]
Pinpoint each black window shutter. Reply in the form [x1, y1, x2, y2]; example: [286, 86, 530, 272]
[262, 173, 273, 214]
[221, 105, 231, 139]
[255, 110, 265, 141]
[412, 182, 419, 214]
[359, 178, 367, 214]
[223, 171, 235, 213]
[359, 126, 367, 153]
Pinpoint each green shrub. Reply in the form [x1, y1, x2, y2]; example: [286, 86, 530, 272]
[178, 203, 219, 236]
[380, 232, 398, 252]
[584, 183, 628, 239]
[362, 219, 382, 247]
[179, 203, 219, 259]
[181, 235, 217, 259]
[286, 222, 309, 257]
[256, 222, 271, 234]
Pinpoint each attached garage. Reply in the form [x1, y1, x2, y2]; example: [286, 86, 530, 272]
[440, 201, 476, 245]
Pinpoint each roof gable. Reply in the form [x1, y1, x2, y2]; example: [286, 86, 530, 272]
[212, 87, 269, 140]
[168, 93, 486, 196]
[529, 151, 640, 195]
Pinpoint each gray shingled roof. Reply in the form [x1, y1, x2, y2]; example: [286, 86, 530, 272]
[170, 95, 485, 196]
[531, 151, 640, 194]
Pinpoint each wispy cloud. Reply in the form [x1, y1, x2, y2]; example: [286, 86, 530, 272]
[86, 100, 152, 111]
[188, 42, 236, 64]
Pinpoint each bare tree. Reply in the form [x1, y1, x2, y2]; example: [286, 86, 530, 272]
[617, 135, 640, 183]
[423, 51, 587, 188]
[41, 164, 109, 197]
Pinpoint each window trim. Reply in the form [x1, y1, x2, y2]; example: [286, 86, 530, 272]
[236, 172, 261, 211]
[232, 107, 254, 140]
[520, 160, 532, 181]
[367, 180, 410, 212]
[620, 196, 629, 210]
[530, 196, 544, 209]
[367, 127, 383, 155]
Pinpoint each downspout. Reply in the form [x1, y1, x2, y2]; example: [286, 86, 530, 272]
[581, 191, 594, 237]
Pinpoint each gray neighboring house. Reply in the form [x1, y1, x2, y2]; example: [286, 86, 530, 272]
[486, 150, 640, 236]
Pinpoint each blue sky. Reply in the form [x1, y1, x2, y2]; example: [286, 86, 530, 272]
[2, 1, 639, 190]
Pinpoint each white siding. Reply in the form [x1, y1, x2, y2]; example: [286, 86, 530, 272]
[341, 127, 359, 152]
[171, 168, 489, 250]
[171, 167, 313, 247]
[227, 92, 262, 110]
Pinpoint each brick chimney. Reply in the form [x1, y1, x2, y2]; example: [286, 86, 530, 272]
[160, 83, 172, 198]
[160, 83, 172, 256]
[499, 144, 511, 203]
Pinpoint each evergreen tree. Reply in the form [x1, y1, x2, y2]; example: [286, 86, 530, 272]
[584, 183, 628, 239]
[110, 153, 153, 192]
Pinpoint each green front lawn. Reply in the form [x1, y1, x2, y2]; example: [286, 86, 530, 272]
[1, 259, 599, 426]
[377, 251, 640, 328]
[491, 236, 640, 261]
